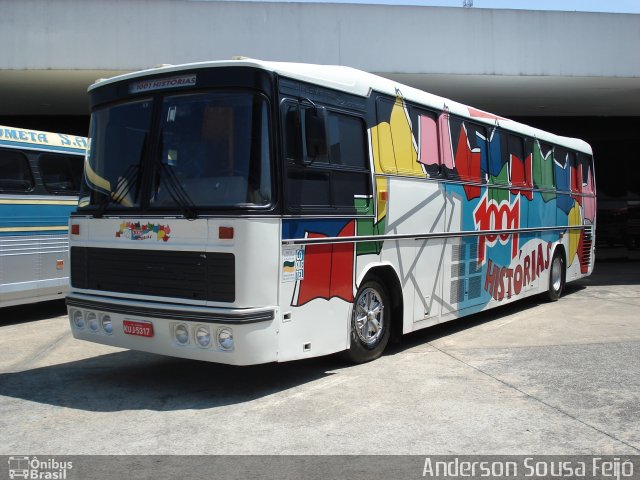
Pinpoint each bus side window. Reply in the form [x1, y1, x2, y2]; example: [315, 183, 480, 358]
[0, 148, 34, 191]
[507, 134, 527, 187]
[464, 122, 488, 183]
[416, 110, 440, 178]
[283, 101, 330, 166]
[569, 150, 581, 194]
[553, 147, 571, 192]
[39, 154, 84, 194]
[283, 103, 302, 163]
[488, 129, 509, 185]
[285, 103, 371, 214]
[533, 140, 554, 190]
[327, 113, 367, 169]
[578, 153, 595, 194]
[524, 138, 534, 187]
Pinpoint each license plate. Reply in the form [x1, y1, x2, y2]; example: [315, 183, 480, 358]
[123, 320, 154, 338]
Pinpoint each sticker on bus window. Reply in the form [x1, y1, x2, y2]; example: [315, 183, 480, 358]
[282, 248, 304, 282]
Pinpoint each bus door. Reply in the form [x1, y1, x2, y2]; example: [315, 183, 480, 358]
[411, 110, 445, 322]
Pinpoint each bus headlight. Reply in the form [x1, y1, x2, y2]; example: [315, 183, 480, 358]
[195, 325, 211, 348]
[174, 323, 189, 345]
[87, 312, 99, 332]
[72, 309, 85, 329]
[217, 327, 234, 351]
[101, 314, 113, 334]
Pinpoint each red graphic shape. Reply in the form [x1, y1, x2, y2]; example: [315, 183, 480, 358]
[578, 230, 590, 274]
[295, 221, 355, 306]
[510, 154, 533, 200]
[454, 125, 482, 200]
[467, 107, 505, 121]
[571, 162, 583, 205]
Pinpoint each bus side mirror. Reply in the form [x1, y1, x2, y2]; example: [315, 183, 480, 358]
[304, 106, 328, 164]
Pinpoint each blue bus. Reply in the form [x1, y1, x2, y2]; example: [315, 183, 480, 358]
[0, 125, 86, 308]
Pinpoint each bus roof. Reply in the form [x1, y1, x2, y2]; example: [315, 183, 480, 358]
[90, 58, 592, 155]
[0, 124, 86, 155]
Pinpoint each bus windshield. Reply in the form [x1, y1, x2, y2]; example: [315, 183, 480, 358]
[79, 91, 272, 212]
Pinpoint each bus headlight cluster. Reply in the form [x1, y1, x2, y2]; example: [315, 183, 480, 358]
[69, 309, 113, 335]
[101, 314, 113, 334]
[174, 323, 190, 345]
[217, 328, 234, 351]
[87, 312, 99, 332]
[195, 326, 211, 348]
[71, 309, 85, 329]
[170, 323, 233, 351]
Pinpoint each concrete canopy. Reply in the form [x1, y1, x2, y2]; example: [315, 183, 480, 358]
[0, 0, 638, 118]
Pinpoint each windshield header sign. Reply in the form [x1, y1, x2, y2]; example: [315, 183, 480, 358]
[129, 74, 197, 94]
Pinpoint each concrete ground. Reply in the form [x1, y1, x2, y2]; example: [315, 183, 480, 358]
[0, 260, 638, 455]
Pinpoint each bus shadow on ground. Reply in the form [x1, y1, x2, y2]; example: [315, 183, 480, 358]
[0, 350, 344, 413]
[387, 284, 585, 354]
[577, 259, 640, 286]
[0, 300, 67, 326]
[0, 296, 555, 414]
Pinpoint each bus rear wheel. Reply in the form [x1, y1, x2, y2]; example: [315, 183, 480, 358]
[343, 279, 391, 363]
[547, 250, 565, 302]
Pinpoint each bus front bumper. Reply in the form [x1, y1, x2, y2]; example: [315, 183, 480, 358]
[66, 294, 280, 366]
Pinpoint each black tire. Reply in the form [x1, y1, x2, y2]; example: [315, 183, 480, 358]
[547, 249, 565, 302]
[343, 279, 391, 363]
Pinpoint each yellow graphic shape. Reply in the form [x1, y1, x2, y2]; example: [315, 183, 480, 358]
[370, 95, 425, 178]
[369, 94, 426, 223]
[376, 177, 387, 223]
[567, 202, 582, 267]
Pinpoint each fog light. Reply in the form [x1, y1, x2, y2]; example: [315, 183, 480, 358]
[72, 309, 85, 329]
[174, 323, 189, 345]
[195, 325, 211, 348]
[217, 327, 233, 351]
[87, 312, 99, 332]
[101, 314, 113, 334]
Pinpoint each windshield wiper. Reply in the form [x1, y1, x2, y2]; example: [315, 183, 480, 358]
[156, 129, 198, 220]
[92, 164, 142, 218]
[158, 161, 198, 220]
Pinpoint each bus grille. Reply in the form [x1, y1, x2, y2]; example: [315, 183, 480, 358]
[581, 227, 593, 273]
[70, 247, 235, 302]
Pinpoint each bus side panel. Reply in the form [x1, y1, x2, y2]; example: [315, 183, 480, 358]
[439, 181, 561, 317]
[0, 199, 74, 307]
[558, 188, 582, 283]
[278, 219, 353, 361]
[379, 177, 447, 330]
[439, 184, 490, 318]
[0, 234, 40, 306]
[38, 233, 70, 297]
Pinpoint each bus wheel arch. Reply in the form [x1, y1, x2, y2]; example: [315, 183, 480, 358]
[344, 265, 403, 363]
[547, 244, 567, 302]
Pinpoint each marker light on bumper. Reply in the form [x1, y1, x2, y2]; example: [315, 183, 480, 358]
[217, 328, 234, 351]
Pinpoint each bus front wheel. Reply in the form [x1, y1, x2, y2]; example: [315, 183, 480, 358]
[547, 250, 565, 302]
[343, 279, 391, 363]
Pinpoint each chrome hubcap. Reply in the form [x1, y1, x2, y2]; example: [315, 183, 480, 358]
[551, 256, 562, 291]
[354, 287, 384, 346]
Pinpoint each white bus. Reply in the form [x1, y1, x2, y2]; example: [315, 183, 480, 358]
[67, 59, 595, 364]
[1, 125, 86, 308]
